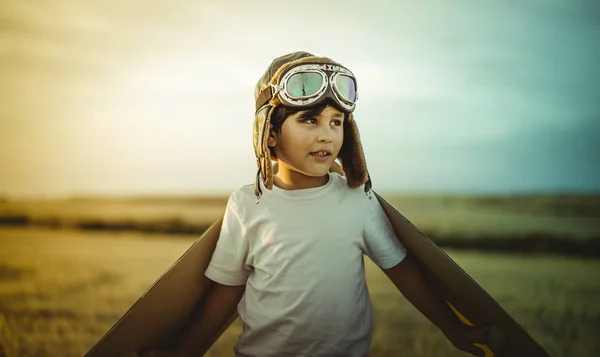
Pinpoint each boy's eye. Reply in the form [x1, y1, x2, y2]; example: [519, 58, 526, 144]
[304, 118, 318, 124]
[330, 120, 342, 126]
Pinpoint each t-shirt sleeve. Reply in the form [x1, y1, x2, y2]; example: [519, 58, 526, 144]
[362, 195, 407, 269]
[205, 192, 251, 286]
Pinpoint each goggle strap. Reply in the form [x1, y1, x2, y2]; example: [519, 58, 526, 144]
[254, 166, 263, 203]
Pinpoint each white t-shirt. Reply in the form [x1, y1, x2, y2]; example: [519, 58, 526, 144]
[205, 172, 407, 357]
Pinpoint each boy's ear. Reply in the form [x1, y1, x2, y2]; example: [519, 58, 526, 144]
[267, 131, 277, 148]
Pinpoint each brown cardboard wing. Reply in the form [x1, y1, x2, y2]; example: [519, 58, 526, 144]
[375, 192, 548, 357]
[85, 218, 228, 357]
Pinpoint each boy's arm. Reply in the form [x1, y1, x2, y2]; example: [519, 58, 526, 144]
[383, 254, 488, 356]
[175, 281, 245, 357]
[383, 254, 459, 331]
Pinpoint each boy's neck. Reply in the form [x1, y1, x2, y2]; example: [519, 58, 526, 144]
[273, 165, 330, 190]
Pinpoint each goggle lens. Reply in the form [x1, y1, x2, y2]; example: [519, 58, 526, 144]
[335, 75, 357, 102]
[287, 72, 324, 98]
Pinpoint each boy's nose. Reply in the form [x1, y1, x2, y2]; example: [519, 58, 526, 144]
[317, 126, 333, 143]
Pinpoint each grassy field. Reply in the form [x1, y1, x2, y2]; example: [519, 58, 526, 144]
[0, 194, 599, 356]
[0, 227, 598, 357]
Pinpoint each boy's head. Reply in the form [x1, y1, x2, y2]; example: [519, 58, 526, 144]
[252, 51, 371, 199]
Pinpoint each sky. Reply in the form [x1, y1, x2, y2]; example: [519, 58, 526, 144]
[1, 0, 599, 198]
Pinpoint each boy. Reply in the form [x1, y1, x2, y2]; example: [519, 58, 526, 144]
[144, 52, 488, 357]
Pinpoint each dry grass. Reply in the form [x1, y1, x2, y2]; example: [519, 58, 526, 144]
[0, 227, 599, 357]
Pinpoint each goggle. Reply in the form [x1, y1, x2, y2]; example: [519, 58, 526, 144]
[256, 63, 358, 113]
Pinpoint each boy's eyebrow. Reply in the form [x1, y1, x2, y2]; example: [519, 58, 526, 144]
[297, 111, 313, 120]
[297, 111, 344, 120]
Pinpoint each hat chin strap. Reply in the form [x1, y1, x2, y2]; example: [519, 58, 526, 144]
[271, 161, 345, 176]
[330, 161, 345, 176]
[256, 161, 371, 202]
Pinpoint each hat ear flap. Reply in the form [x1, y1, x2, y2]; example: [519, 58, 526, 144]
[253, 106, 275, 198]
[338, 114, 369, 188]
[262, 108, 274, 190]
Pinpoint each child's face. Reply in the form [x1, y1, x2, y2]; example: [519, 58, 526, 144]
[268, 105, 344, 179]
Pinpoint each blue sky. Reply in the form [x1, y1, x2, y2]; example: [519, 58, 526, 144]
[1, 0, 599, 197]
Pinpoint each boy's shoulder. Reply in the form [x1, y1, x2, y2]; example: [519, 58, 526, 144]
[227, 183, 257, 208]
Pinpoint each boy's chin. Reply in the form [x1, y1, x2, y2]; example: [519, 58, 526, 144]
[302, 165, 333, 177]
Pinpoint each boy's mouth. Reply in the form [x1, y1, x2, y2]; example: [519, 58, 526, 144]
[310, 150, 332, 158]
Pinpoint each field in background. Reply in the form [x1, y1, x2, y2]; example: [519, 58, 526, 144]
[0, 194, 599, 356]
[1, 193, 599, 257]
[0, 227, 599, 357]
